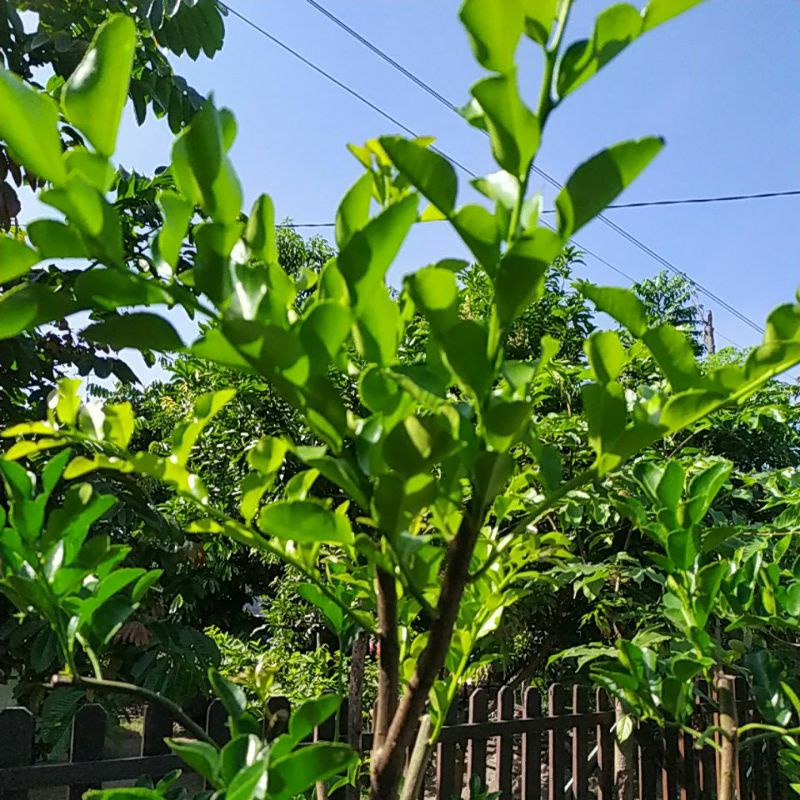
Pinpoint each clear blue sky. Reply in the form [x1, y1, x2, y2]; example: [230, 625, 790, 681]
[110, 0, 799, 351]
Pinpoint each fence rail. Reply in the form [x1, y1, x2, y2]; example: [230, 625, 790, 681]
[0, 681, 790, 799]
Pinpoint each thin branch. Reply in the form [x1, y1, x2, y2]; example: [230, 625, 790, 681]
[51, 674, 216, 746]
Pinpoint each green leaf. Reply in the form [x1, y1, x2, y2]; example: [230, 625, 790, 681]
[27, 220, 87, 259]
[226, 760, 267, 800]
[494, 230, 561, 325]
[642, 325, 703, 391]
[155, 191, 193, 271]
[337, 194, 418, 310]
[451, 205, 501, 271]
[65, 149, 115, 192]
[41, 176, 123, 265]
[269, 743, 357, 800]
[556, 137, 664, 237]
[686, 461, 731, 525]
[471, 72, 539, 177]
[257, 501, 354, 545]
[643, 0, 704, 32]
[405, 267, 459, 335]
[245, 194, 278, 265]
[335, 173, 373, 249]
[296, 583, 345, 636]
[442, 320, 492, 397]
[62, 15, 136, 157]
[208, 668, 247, 720]
[459, 0, 525, 73]
[248, 436, 288, 476]
[75, 269, 172, 311]
[586, 331, 627, 384]
[166, 739, 220, 787]
[557, 4, 642, 99]
[380, 137, 458, 215]
[270, 695, 340, 760]
[83, 313, 184, 352]
[579, 283, 648, 338]
[666, 527, 699, 570]
[0, 69, 67, 185]
[523, 0, 558, 45]
[0, 237, 39, 285]
[0, 283, 77, 340]
[171, 389, 236, 465]
[171, 102, 242, 223]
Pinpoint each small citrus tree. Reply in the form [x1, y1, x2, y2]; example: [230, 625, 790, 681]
[3, 2, 800, 798]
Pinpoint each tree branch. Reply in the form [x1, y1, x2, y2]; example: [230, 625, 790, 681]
[373, 568, 400, 752]
[51, 674, 216, 746]
[370, 503, 482, 799]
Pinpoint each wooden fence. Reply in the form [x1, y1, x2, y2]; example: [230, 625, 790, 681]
[0, 682, 789, 799]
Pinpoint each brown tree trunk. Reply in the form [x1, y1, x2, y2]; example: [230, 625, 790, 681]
[716, 673, 738, 800]
[614, 699, 635, 800]
[370, 505, 482, 800]
[373, 568, 400, 752]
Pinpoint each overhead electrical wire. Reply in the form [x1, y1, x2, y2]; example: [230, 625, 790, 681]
[220, 0, 764, 342]
[297, 0, 768, 335]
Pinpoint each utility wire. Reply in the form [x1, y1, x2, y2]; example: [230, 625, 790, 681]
[223, 1, 760, 343]
[297, 0, 767, 335]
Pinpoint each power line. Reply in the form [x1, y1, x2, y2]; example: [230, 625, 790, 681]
[217, 1, 477, 180]
[222, 1, 760, 344]
[606, 188, 800, 209]
[298, 0, 767, 335]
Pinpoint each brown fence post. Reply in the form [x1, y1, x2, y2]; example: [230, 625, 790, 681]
[596, 690, 614, 800]
[466, 687, 488, 791]
[436, 702, 460, 800]
[522, 687, 542, 800]
[662, 726, 680, 800]
[206, 699, 230, 746]
[494, 685, 514, 798]
[0, 707, 34, 800]
[637, 721, 658, 800]
[68, 703, 107, 800]
[141, 703, 173, 756]
[548, 684, 567, 800]
[571, 686, 590, 800]
[696, 681, 716, 800]
[614, 699, 635, 800]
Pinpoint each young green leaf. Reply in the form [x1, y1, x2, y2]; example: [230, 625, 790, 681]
[83, 313, 185, 352]
[556, 137, 664, 237]
[471, 73, 540, 178]
[258, 501, 354, 545]
[380, 136, 458, 215]
[0, 70, 67, 185]
[0, 237, 39, 285]
[578, 283, 649, 338]
[459, 0, 525, 73]
[62, 15, 136, 157]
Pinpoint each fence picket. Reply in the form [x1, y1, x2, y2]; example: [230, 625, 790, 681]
[637, 721, 658, 800]
[0, 707, 34, 800]
[548, 684, 567, 800]
[662, 726, 680, 800]
[436, 703, 460, 800]
[0, 684, 791, 798]
[596, 690, 614, 800]
[490, 686, 513, 798]
[68, 703, 107, 800]
[206, 699, 229, 746]
[571, 686, 589, 800]
[142, 703, 173, 756]
[522, 688, 542, 800]
[466, 687, 488, 791]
